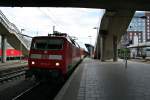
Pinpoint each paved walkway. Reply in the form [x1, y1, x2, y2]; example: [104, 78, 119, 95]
[55, 58, 150, 100]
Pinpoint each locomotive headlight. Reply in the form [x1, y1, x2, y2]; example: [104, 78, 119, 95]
[56, 62, 60, 66]
[31, 61, 35, 65]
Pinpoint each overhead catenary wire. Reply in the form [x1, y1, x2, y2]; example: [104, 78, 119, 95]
[37, 8, 66, 32]
[46, 8, 66, 28]
[47, 8, 73, 29]
[47, 8, 70, 32]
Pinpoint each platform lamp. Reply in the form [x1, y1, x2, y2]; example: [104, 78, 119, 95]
[88, 35, 92, 57]
[93, 27, 99, 36]
[20, 29, 25, 63]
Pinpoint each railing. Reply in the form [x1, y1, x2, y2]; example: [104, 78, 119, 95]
[0, 10, 31, 50]
[10, 23, 31, 49]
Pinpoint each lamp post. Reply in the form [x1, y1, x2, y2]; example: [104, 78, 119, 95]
[93, 27, 99, 36]
[88, 35, 92, 57]
[20, 29, 25, 63]
[137, 33, 140, 57]
[88, 35, 92, 44]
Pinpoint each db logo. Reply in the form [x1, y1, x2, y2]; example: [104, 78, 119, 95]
[44, 51, 47, 54]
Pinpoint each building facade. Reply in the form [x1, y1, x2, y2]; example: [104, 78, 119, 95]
[121, 11, 150, 58]
[145, 12, 150, 41]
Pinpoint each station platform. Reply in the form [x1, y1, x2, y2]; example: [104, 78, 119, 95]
[0, 60, 27, 72]
[55, 58, 150, 100]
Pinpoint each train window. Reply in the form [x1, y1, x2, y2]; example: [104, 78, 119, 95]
[31, 38, 64, 50]
[146, 49, 150, 51]
[32, 40, 47, 50]
[47, 39, 64, 50]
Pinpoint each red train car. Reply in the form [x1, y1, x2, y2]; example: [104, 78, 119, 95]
[26, 33, 82, 81]
[0, 49, 22, 60]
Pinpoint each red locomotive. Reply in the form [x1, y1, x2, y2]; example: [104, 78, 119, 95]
[26, 33, 84, 81]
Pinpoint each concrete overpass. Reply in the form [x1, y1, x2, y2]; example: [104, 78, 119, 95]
[0, 10, 31, 62]
[0, 0, 150, 11]
[0, 0, 149, 61]
[94, 10, 135, 61]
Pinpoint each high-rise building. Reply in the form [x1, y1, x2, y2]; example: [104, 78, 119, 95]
[145, 12, 150, 41]
[120, 11, 150, 58]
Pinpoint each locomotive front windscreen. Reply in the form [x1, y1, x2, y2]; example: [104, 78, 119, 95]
[31, 38, 64, 50]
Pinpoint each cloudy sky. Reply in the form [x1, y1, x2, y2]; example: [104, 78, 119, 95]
[0, 7, 105, 47]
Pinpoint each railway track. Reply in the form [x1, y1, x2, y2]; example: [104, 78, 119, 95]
[0, 66, 28, 83]
[12, 82, 41, 100]
[11, 80, 63, 100]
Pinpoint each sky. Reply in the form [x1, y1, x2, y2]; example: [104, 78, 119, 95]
[0, 7, 105, 47]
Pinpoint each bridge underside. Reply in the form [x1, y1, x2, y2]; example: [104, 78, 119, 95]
[95, 10, 135, 61]
[0, 22, 29, 56]
[0, 0, 150, 11]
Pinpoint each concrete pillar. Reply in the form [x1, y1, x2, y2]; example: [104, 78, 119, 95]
[100, 30, 107, 62]
[97, 35, 101, 59]
[96, 47, 100, 59]
[95, 40, 100, 59]
[113, 35, 118, 62]
[94, 34, 101, 59]
[100, 35, 105, 61]
[1, 35, 7, 63]
[97, 43, 101, 59]
[94, 46, 98, 59]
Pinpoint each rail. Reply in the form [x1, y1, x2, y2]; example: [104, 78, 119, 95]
[0, 67, 27, 83]
[12, 82, 41, 100]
